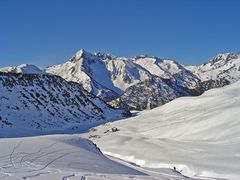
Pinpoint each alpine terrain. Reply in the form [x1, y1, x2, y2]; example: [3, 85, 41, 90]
[1, 49, 240, 180]
[85, 80, 240, 179]
[2, 50, 240, 111]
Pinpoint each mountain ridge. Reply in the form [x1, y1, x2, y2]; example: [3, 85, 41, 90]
[1, 49, 240, 110]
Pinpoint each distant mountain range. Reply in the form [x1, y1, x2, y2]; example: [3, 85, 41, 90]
[1, 49, 240, 135]
[1, 49, 240, 113]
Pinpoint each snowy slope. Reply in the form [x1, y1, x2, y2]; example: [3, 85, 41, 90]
[101, 56, 152, 91]
[85, 81, 240, 179]
[0, 64, 46, 74]
[0, 134, 190, 180]
[0, 72, 127, 137]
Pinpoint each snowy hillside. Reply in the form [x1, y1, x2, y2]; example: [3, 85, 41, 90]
[85, 81, 240, 179]
[0, 72, 128, 137]
[0, 134, 190, 180]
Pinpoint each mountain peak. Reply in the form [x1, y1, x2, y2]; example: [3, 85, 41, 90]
[210, 52, 240, 64]
[74, 49, 91, 60]
[68, 49, 97, 63]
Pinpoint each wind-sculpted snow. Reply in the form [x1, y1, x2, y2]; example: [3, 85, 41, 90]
[85, 81, 240, 179]
[0, 72, 127, 137]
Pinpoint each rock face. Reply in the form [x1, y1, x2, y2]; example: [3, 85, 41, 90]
[2, 50, 240, 111]
[0, 72, 127, 136]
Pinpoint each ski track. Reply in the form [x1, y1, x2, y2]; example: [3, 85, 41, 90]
[9, 139, 24, 169]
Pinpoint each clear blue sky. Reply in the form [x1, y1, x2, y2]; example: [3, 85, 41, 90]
[0, 0, 239, 67]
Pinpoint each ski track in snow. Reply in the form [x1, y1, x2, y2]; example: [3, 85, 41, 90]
[0, 135, 191, 180]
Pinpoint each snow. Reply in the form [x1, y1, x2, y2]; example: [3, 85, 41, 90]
[84, 81, 240, 180]
[0, 134, 191, 180]
[104, 57, 152, 91]
[0, 135, 140, 179]
[133, 57, 200, 89]
[133, 57, 173, 78]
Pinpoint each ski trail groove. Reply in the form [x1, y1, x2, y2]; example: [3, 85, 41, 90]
[9, 139, 24, 169]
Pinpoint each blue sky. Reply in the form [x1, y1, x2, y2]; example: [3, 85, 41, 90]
[0, 0, 239, 67]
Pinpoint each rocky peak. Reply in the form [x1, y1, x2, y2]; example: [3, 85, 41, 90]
[70, 49, 97, 63]
[210, 53, 240, 64]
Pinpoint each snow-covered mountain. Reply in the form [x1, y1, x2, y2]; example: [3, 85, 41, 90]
[85, 80, 240, 179]
[187, 52, 240, 90]
[0, 72, 128, 137]
[45, 49, 202, 110]
[133, 56, 200, 90]
[45, 49, 122, 101]
[0, 64, 46, 74]
[2, 50, 240, 111]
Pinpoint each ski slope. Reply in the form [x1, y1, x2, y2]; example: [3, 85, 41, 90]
[85, 81, 240, 180]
